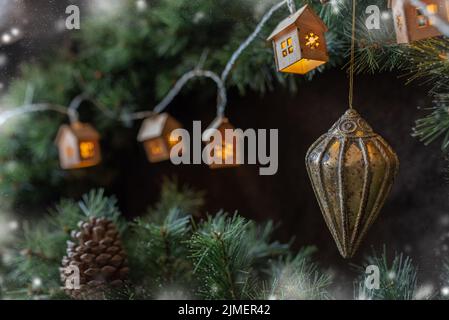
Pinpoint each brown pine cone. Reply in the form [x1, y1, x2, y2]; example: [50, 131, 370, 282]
[60, 217, 129, 300]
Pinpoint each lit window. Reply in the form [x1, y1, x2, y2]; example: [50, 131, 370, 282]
[416, 8, 428, 27]
[416, 5, 438, 28]
[79, 142, 95, 159]
[281, 37, 294, 57]
[149, 140, 163, 155]
[427, 4, 438, 14]
[214, 143, 234, 163]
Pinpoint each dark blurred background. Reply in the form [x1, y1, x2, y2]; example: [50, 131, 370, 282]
[1, 0, 448, 298]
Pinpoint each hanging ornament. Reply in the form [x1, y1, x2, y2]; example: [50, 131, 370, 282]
[60, 217, 129, 300]
[305, 109, 399, 258]
[266, 4, 329, 74]
[389, 0, 449, 44]
[202, 116, 240, 169]
[306, 0, 399, 258]
[137, 113, 183, 163]
[55, 121, 101, 169]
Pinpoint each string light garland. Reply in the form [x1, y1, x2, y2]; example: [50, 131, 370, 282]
[0, 0, 443, 170]
[0, 0, 291, 127]
[0, 0, 446, 126]
[0, 0, 444, 119]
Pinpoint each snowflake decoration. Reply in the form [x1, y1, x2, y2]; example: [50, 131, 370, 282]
[396, 15, 403, 31]
[305, 32, 320, 49]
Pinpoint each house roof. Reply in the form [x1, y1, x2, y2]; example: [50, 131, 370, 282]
[266, 4, 328, 41]
[202, 116, 231, 141]
[55, 122, 100, 144]
[137, 113, 169, 142]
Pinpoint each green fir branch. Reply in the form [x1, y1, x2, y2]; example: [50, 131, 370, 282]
[354, 250, 418, 300]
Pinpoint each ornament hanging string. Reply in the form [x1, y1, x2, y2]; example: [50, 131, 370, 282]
[348, 0, 356, 110]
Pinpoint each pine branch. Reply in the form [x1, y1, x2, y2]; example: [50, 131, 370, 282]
[188, 213, 251, 299]
[354, 249, 419, 300]
[265, 247, 332, 300]
[78, 189, 127, 233]
[2, 189, 126, 299]
[127, 208, 193, 297]
[1, 0, 448, 206]
[412, 93, 449, 151]
[145, 177, 204, 223]
[188, 212, 289, 300]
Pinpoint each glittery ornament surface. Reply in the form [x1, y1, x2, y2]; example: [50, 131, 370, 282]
[306, 109, 399, 258]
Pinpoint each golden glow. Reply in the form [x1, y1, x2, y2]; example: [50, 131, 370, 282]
[215, 143, 234, 162]
[281, 59, 326, 74]
[65, 146, 74, 158]
[427, 4, 438, 14]
[79, 142, 95, 159]
[305, 32, 320, 49]
[149, 140, 163, 155]
[281, 37, 294, 57]
[167, 133, 179, 148]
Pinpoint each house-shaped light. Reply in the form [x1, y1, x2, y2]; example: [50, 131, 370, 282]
[55, 122, 101, 169]
[390, 0, 449, 43]
[137, 113, 183, 163]
[267, 4, 329, 75]
[202, 117, 240, 169]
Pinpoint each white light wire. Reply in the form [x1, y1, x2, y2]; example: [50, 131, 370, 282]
[0, 0, 292, 126]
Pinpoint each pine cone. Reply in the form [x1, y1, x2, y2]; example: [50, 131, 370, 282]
[60, 217, 129, 299]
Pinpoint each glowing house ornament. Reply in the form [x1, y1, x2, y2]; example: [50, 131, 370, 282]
[267, 4, 329, 74]
[55, 122, 101, 169]
[137, 113, 183, 163]
[202, 117, 240, 169]
[389, 0, 449, 43]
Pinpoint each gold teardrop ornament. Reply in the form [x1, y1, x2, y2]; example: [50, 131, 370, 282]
[305, 109, 399, 258]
